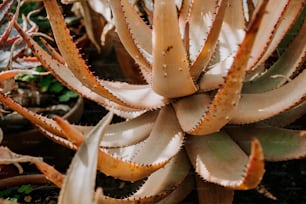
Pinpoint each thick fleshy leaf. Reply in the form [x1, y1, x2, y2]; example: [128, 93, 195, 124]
[74, 111, 158, 148]
[252, 0, 305, 67]
[53, 116, 85, 147]
[196, 176, 234, 204]
[152, 0, 197, 98]
[42, 0, 129, 106]
[178, 0, 192, 37]
[37, 126, 77, 151]
[187, 0, 217, 64]
[198, 55, 234, 91]
[101, 80, 169, 109]
[180, 0, 269, 135]
[61, 106, 183, 181]
[120, 0, 152, 59]
[97, 106, 184, 181]
[57, 112, 113, 204]
[14, 23, 161, 117]
[96, 151, 191, 204]
[199, 0, 246, 91]
[157, 172, 194, 204]
[109, 0, 151, 71]
[101, 110, 157, 147]
[189, 0, 228, 79]
[198, 0, 246, 91]
[258, 100, 306, 127]
[218, 0, 245, 60]
[243, 19, 306, 93]
[246, 0, 290, 70]
[173, 93, 211, 133]
[34, 160, 65, 188]
[185, 132, 264, 189]
[13, 20, 128, 113]
[0, 92, 64, 137]
[231, 69, 306, 124]
[227, 126, 306, 161]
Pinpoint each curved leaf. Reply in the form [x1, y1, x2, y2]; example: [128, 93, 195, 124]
[231, 69, 306, 124]
[189, 0, 228, 79]
[74, 111, 158, 148]
[97, 106, 184, 181]
[42, 0, 129, 106]
[186, 132, 264, 190]
[152, 0, 197, 98]
[57, 112, 113, 204]
[227, 126, 306, 161]
[188, 0, 217, 63]
[246, 0, 290, 70]
[109, 0, 151, 71]
[253, 0, 304, 67]
[243, 19, 306, 93]
[183, 0, 269, 135]
[96, 151, 191, 204]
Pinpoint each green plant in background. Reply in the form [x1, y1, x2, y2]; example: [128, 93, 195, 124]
[0, 0, 77, 110]
[0, 184, 32, 202]
[15, 66, 78, 102]
[0, 0, 305, 204]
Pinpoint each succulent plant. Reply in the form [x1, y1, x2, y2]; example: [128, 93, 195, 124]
[0, 0, 305, 203]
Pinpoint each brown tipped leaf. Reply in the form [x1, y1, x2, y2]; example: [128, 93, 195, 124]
[178, 0, 269, 135]
[42, 0, 129, 106]
[227, 126, 306, 161]
[243, 19, 306, 93]
[96, 151, 191, 204]
[66, 106, 183, 182]
[186, 132, 264, 190]
[0, 92, 64, 137]
[252, 0, 305, 68]
[246, 0, 290, 70]
[15, 24, 163, 115]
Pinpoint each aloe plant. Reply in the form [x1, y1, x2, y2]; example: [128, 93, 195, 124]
[0, 0, 305, 203]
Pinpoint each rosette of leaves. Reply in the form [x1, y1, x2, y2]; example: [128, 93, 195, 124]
[0, 0, 305, 203]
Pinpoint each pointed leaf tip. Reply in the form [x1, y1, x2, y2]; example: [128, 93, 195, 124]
[58, 112, 113, 204]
